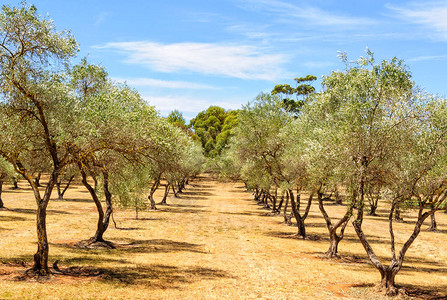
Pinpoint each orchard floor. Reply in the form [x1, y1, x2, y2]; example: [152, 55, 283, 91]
[0, 174, 446, 299]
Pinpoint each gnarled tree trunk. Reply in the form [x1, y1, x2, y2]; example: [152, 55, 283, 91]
[34, 202, 50, 275]
[318, 189, 351, 258]
[0, 179, 4, 208]
[80, 168, 105, 243]
[12, 177, 19, 189]
[160, 183, 170, 205]
[34, 172, 42, 187]
[172, 182, 180, 198]
[428, 204, 437, 231]
[56, 175, 74, 200]
[270, 188, 279, 213]
[288, 189, 313, 238]
[277, 190, 285, 211]
[102, 170, 113, 232]
[353, 193, 435, 296]
[148, 177, 161, 210]
[31, 170, 58, 276]
[77, 166, 113, 248]
[283, 190, 292, 225]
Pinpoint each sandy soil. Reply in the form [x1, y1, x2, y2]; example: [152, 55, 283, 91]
[0, 174, 446, 299]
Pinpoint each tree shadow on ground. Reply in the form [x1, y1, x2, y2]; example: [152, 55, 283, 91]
[5, 208, 72, 215]
[1, 256, 33, 266]
[56, 198, 96, 203]
[1, 260, 232, 289]
[220, 211, 268, 217]
[423, 228, 447, 234]
[49, 255, 129, 266]
[97, 264, 231, 287]
[52, 238, 207, 255]
[403, 284, 447, 300]
[303, 222, 327, 229]
[166, 203, 207, 208]
[179, 190, 214, 197]
[0, 215, 27, 222]
[116, 239, 207, 254]
[264, 231, 327, 241]
[166, 208, 208, 214]
[172, 195, 209, 201]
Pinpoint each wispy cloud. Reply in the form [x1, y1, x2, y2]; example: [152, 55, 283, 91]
[407, 54, 447, 62]
[95, 11, 112, 27]
[238, 0, 376, 27]
[112, 77, 218, 90]
[387, 2, 447, 40]
[96, 41, 288, 80]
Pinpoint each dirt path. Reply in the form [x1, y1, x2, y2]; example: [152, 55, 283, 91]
[123, 174, 361, 299]
[1, 174, 446, 299]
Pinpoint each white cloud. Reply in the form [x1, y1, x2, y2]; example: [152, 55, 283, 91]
[407, 54, 447, 62]
[387, 2, 447, 40]
[96, 41, 288, 80]
[238, 0, 376, 27]
[112, 77, 218, 90]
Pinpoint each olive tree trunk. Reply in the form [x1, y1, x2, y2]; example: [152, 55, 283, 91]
[160, 183, 170, 205]
[353, 193, 438, 296]
[31, 170, 58, 275]
[0, 179, 4, 208]
[317, 189, 352, 258]
[102, 170, 113, 232]
[56, 175, 74, 200]
[282, 190, 292, 225]
[148, 177, 161, 210]
[288, 189, 313, 238]
[12, 177, 19, 189]
[34, 172, 42, 187]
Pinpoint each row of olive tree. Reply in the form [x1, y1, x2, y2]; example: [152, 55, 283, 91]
[223, 51, 447, 296]
[0, 3, 204, 275]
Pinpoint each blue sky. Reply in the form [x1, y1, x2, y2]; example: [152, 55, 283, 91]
[7, 0, 447, 119]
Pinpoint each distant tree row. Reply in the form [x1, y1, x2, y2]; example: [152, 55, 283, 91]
[167, 106, 238, 158]
[221, 51, 447, 296]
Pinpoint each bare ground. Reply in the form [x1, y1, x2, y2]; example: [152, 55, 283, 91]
[0, 174, 446, 299]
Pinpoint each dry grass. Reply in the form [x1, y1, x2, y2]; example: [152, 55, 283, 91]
[0, 174, 446, 299]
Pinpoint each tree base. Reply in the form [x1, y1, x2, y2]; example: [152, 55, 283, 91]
[375, 283, 407, 297]
[75, 239, 115, 249]
[293, 233, 306, 240]
[325, 251, 341, 259]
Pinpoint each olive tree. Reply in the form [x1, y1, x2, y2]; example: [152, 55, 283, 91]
[355, 93, 447, 296]
[321, 50, 447, 295]
[229, 93, 317, 238]
[285, 92, 355, 257]
[69, 60, 159, 245]
[0, 3, 77, 275]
